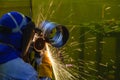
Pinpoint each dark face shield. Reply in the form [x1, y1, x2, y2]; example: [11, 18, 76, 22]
[21, 21, 35, 56]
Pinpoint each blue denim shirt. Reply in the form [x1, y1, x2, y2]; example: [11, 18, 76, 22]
[0, 44, 39, 80]
[0, 58, 39, 80]
[0, 44, 19, 64]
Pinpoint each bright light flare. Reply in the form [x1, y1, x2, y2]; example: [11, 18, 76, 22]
[45, 43, 79, 80]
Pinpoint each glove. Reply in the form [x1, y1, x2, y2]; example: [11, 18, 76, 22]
[38, 51, 53, 79]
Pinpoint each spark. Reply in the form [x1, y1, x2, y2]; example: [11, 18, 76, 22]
[44, 0, 54, 20]
[70, 25, 76, 32]
[35, 0, 113, 80]
[105, 6, 111, 11]
[45, 43, 79, 80]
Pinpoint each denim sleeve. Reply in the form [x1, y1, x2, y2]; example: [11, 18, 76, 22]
[0, 58, 39, 80]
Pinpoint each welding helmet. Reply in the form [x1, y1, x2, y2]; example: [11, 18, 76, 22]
[0, 11, 35, 56]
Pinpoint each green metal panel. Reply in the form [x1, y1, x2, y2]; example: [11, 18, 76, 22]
[32, 0, 120, 25]
[0, 0, 31, 17]
[31, 0, 120, 80]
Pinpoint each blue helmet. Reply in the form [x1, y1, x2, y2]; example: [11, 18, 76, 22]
[0, 11, 31, 51]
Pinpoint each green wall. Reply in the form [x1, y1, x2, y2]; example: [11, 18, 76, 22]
[32, 0, 120, 79]
[0, 0, 119, 79]
[32, 0, 120, 63]
[32, 0, 120, 25]
[0, 0, 31, 17]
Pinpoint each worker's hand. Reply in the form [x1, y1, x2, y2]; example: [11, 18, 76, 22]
[38, 51, 53, 79]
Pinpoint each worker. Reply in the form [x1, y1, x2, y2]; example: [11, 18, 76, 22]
[0, 11, 39, 80]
